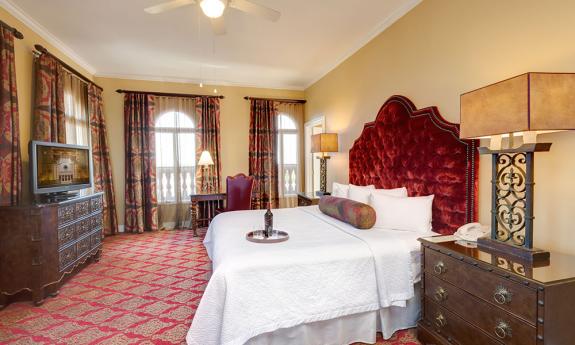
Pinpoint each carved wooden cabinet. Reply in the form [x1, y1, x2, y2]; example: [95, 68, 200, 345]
[0, 192, 104, 308]
[418, 237, 575, 345]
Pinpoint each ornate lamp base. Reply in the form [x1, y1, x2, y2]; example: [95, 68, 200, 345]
[477, 143, 553, 266]
[316, 156, 330, 196]
[477, 237, 550, 265]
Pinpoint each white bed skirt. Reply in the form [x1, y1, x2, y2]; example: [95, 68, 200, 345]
[246, 283, 421, 345]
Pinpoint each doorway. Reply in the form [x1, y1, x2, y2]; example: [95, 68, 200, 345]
[304, 116, 325, 194]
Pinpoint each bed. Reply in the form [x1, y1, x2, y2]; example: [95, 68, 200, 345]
[186, 95, 479, 345]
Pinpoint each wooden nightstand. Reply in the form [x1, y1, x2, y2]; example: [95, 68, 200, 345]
[418, 236, 575, 345]
[297, 192, 324, 206]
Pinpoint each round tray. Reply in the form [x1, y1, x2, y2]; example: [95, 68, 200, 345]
[246, 230, 289, 243]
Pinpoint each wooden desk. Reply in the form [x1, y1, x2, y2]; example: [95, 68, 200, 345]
[189, 192, 226, 237]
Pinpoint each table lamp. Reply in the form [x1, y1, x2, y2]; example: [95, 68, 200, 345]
[460, 72, 575, 264]
[198, 150, 215, 193]
[311, 133, 338, 196]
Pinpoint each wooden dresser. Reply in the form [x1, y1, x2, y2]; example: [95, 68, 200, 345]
[0, 192, 104, 308]
[418, 237, 575, 345]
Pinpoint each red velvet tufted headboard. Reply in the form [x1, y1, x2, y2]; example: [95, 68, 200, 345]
[349, 95, 479, 235]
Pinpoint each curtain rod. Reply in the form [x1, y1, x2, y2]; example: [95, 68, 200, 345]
[0, 20, 24, 39]
[244, 96, 306, 104]
[116, 89, 225, 99]
[34, 44, 103, 91]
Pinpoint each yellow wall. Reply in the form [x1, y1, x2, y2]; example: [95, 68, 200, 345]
[95, 77, 303, 229]
[305, 0, 575, 254]
[0, 7, 94, 201]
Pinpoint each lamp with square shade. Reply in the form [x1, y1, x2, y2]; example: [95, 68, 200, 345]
[460, 72, 575, 264]
[311, 133, 338, 196]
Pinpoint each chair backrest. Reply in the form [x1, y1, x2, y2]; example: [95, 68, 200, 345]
[226, 173, 254, 211]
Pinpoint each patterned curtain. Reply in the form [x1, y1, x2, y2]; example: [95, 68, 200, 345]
[124, 93, 159, 233]
[249, 99, 279, 209]
[0, 27, 22, 206]
[88, 84, 119, 235]
[33, 53, 66, 143]
[195, 97, 222, 194]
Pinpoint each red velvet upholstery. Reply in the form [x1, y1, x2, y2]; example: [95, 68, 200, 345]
[349, 96, 479, 235]
[222, 173, 254, 212]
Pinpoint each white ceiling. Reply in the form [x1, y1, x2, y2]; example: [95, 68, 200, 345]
[4, 0, 420, 90]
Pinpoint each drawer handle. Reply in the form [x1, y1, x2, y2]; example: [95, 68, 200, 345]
[494, 321, 512, 339]
[434, 312, 447, 328]
[433, 261, 447, 275]
[433, 287, 448, 302]
[494, 286, 513, 305]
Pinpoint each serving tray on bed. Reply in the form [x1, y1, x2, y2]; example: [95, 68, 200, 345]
[246, 230, 289, 243]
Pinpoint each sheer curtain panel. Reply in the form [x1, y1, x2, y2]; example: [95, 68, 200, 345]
[64, 72, 89, 145]
[276, 102, 304, 208]
[155, 96, 197, 229]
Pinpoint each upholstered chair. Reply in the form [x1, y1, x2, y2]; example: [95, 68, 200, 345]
[216, 174, 254, 214]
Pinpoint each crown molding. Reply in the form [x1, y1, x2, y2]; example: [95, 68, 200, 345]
[0, 0, 97, 75]
[94, 72, 306, 92]
[303, 0, 422, 90]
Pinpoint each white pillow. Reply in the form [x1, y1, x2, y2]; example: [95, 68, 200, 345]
[348, 184, 376, 204]
[370, 194, 434, 232]
[371, 187, 408, 198]
[332, 182, 350, 198]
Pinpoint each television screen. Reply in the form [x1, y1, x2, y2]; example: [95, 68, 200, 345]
[32, 141, 92, 193]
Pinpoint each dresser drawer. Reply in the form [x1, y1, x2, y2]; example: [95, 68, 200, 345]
[75, 199, 91, 218]
[57, 223, 76, 248]
[76, 235, 92, 257]
[59, 244, 77, 271]
[91, 231, 102, 248]
[424, 298, 501, 345]
[57, 204, 76, 225]
[425, 248, 537, 323]
[76, 217, 91, 238]
[90, 196, 103, 213]
[425, 274, 536, 345]
[91, 214, 103, 230]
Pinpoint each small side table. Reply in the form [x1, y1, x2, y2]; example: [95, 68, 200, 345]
[189, 192, 226, 237]
[297, 192, 328, 206]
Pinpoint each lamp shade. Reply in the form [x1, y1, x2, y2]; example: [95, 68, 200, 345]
[460, 72, 575, 139]
[311, 133, 339, 153]
[198, 150, 214, 166]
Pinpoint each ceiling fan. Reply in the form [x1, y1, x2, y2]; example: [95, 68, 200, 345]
[144, 0, 281, 35]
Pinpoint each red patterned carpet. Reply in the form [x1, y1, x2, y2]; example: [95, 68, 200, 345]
[0, 230, 419, 345]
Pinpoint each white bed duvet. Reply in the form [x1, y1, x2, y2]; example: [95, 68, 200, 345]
[186, 206, 431, 345]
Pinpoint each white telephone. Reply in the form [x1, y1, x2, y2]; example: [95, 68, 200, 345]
[454, 223, 490, 242]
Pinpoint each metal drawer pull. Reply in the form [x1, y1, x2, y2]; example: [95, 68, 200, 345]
[494, 286, 513, 305]
[433, 287, 448, 302]
[433, 261, 446, 275]
[434, 312, 447, 328]
[494, 321, 512, 339]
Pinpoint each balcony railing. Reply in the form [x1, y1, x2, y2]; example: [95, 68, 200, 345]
[282, 164, 298, 195]
[157, 166, 196, 203]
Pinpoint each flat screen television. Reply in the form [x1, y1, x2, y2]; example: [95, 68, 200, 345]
[30, 141, 93, 195]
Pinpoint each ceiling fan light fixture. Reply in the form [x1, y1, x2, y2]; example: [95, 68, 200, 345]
[200, 0, 226, 18]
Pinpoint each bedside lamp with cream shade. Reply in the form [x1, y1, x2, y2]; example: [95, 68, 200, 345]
[311, 133, 338, 195]
[198, 150, 214, 192]
[460, 72, 575, 264]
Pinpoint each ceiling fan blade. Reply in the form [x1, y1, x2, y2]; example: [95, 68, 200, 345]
[229, 0, 281, 22]
[210, 17, 227, 35]
[144, 0, 196, 14]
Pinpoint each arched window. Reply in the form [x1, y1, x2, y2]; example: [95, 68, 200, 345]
[277, 114, 298, 195]
[155, 111, 196, 203]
